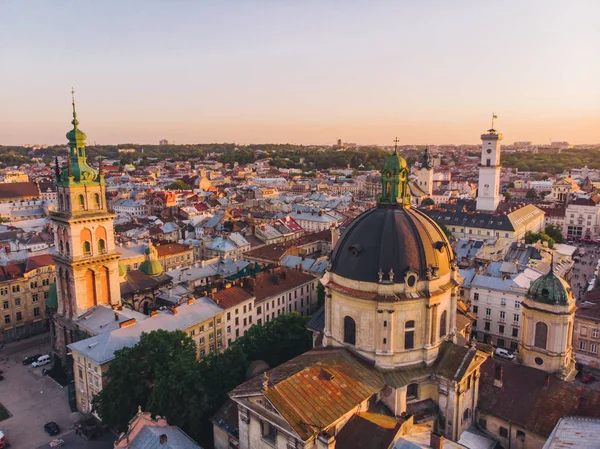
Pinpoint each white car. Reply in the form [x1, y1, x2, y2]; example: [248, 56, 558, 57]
[494, 348, 515, 361]
[31, 355, 51, 368]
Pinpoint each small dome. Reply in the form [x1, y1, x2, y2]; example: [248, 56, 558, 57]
[528, 270, 571, 305]
[46, 283, 58, 309]
[139, 259, 163, 276]
[245, 360, 270, 380]
[383, 150, 407, 173]
[330, 205, 453, 284]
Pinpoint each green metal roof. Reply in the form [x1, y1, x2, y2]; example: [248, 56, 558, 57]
[46, 282, 58, 309]
[528, 270, 570, 305]
[139, 259, 164, 276]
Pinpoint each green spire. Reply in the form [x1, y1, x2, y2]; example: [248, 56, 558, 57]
[378, 137, 411, 207]
[59, 89, 100, 186]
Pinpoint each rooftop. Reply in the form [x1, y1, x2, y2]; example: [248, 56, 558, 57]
[68, 297, 223, 365]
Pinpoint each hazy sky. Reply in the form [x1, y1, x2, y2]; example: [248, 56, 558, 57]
[1, 1, 599, 146]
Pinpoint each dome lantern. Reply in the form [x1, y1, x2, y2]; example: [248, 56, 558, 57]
[378, 138, 411, 207]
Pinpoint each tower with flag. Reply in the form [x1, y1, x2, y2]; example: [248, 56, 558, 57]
[476, 113, 503, 211]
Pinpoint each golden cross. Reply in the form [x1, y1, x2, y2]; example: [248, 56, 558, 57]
[393, 137, 399, 151]
[71, 87, 75, 104]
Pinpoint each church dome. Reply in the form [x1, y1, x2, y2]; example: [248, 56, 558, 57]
[528, 270, 571, 305]
[139, 259, 164, 276]
[383, 150, 407, 173]
[330, 205, 452, 284]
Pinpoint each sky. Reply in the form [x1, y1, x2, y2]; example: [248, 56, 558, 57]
[1, 1, 599, 146]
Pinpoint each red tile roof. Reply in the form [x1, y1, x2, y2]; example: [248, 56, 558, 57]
[0, 182, 39, 199]
[24, 254, 55, 273]
[212, 286, 254, 310]
[478, 358, 600, 437]
[156, 242, 192, 257]
[252, 267, 316, 303]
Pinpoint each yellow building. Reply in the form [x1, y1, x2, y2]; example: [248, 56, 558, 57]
[1, 255, 55, 342]
[68, 297, 224, 414]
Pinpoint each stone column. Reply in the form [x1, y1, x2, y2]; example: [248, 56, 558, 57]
[425, 304, 433, 347]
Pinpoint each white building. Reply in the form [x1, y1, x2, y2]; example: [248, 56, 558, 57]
[476, 128, 502, 212]
[565, 197, 600, 239]
[112, 199, 147, 217]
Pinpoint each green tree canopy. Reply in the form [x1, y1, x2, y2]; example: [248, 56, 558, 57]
[544, 224, 564, 244]
[524, 230, 555, 248]
[166, 180, 191, 190]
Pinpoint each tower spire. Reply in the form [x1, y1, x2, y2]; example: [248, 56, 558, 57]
[393, 137, 400, 154]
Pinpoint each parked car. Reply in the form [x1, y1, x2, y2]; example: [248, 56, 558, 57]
[494, 348, 515, 361]
[581, 373, 596, 383]
[22, 353, 42, 365]
[31, 354, 51, 368]
[44, 422, 60, 436]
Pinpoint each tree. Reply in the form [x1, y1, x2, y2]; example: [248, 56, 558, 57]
[503, 192, 513, 201]
[544, 224, 564, 244]
[93, 330, 201, 432]
[421, 198, 435, 206]
[525, 188, 538, 199]
[507, 182, 515, 188]
[317, 282, 326, 307]
[166, 180, 191, 190]
[524, 231, 555, 248]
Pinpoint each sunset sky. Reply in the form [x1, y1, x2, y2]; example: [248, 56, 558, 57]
[1, 1, 599, 146]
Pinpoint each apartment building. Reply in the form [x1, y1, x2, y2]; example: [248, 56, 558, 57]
[155, 242, 194, 270]
[574, 296, 600, 368]
[0, 255, 54, 342]
[251, 267, 319, 325]
[212, 286, 255, 346]
[565, 197, 600, 239]
[68, 297, 224, 414]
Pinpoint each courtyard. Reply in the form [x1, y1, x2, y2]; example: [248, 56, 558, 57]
[0, 338, 114, 449]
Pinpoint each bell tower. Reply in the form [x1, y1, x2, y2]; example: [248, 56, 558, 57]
[416, 147, 434, 197]
[476, 115, 502, 211]
[50, 93, 121, 358]
[518, 267, 577, 381]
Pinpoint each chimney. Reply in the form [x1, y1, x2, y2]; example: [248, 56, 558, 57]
[172, 306, 178, 315]
[493, 364, 503, 388]
[159, 434, 168, 445]
[187, 298, 194, 305]
[114, 312, 119, 321]
[317, 431, 336, 449]
[150, 310, 158, 317]
[430, 432, 444, 449]
[119, 318, 137, 328]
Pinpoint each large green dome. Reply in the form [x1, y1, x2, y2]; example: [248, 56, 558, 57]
[528, 270, 571, 305]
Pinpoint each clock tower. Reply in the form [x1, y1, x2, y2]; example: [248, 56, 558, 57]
[50, 96, 121, 359]
[476, 124, 502, 212]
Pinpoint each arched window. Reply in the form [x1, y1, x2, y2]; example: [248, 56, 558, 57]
[94, 193, 101, 208]
[59, 241, 64, 254]
[534, 322, 548, 349]
[78, 194, 85, 209]
[97, 239, 106, 253]
[407, 383, 418, 400]
[439, 310, 447, 338]
[82, 241, 91, 255]
[58, 194, 63, 210]
[405, 320, 415, 349]
[343, 316, 356, 345]
[463, 408, 471, 422]
[65, 242, 70, 255]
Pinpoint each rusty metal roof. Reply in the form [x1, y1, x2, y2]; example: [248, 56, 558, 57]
[334, 411, 403, 449]
[231, 348, 384, 441]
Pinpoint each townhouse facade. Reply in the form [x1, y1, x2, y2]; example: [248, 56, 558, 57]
[0, 255, 54, 342]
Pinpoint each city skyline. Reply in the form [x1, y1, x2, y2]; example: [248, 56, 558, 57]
[2, 1, 599, 146]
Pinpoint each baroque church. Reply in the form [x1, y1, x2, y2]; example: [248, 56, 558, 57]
[218, 141, 593, 449]
[224, 147, 491, 448]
